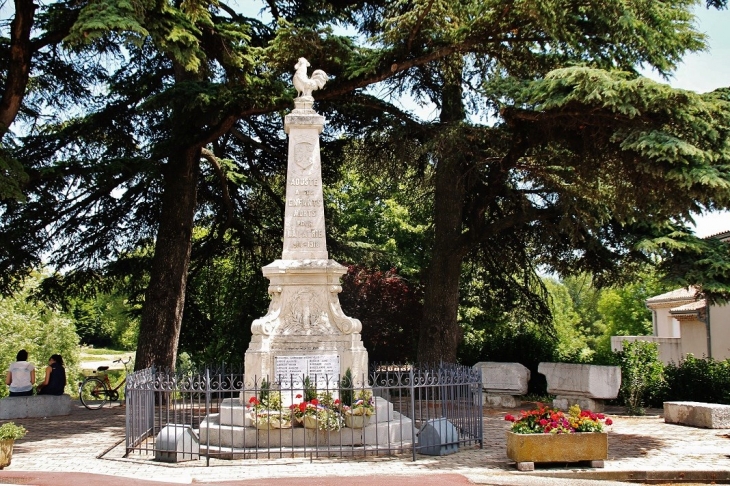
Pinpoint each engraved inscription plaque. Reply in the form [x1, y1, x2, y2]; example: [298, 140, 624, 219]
[274, 354, 340, 389]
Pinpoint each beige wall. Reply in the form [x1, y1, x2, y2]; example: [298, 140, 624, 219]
[611, 336, 682, 364]
[710, 304, 730, 360]
[654, 307, 681, 337]
[679, 320, 709, 359]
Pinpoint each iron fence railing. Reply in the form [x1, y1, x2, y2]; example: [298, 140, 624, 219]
[125, 362, 482, 464]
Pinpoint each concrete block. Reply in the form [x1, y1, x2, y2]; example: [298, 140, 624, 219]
[0, 394, 72, 420]
[473, 362, 530, 395]
[664, 401, 730, 429]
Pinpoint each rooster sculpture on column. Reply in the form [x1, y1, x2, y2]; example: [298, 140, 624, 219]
[293, 58, 328, 99]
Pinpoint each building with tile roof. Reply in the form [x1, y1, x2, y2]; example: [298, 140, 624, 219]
[612, 230, 730, 364]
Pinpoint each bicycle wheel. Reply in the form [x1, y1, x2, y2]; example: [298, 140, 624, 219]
[79, 377, 109, 410]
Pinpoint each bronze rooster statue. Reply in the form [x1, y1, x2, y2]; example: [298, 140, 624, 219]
[293, 58, 328, 99]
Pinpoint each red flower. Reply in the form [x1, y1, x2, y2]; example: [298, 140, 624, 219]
[334, 399, 341, 405]
[504, 414, 516, 422]
[296, 394, 302, 399]
[298, 402, 306, 412]
[248, 397, 259, 405]
[310, 398, 319, 406]
[605, 418, 613, 426]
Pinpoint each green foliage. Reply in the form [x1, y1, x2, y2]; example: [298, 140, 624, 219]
[303, 376, 317, 402]
[68, 292, 138, 350]
[543, 278, 593, 363]
[615, 340, 665, 415]
[338, 368, 353, 407]
[0, 274, 80, 398]
[0, 422, 27, 440]
[257, 379, 282, 411]
[658, 355, 730, 405]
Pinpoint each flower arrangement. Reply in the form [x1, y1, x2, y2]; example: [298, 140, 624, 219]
[290, 394, 343, 431]
[247, 381, 291, 429]
[505, 404, 612, 434]
[341, 389, 374, 417]
[0, 422, 27, 441]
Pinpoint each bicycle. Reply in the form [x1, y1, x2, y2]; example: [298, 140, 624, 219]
[78, 356, 133, 410]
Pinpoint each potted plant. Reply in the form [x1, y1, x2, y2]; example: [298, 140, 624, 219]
[248, 381, 291, 430]
[293, 395, 343, 431]
[341, 389, 374, 428]
[504, 404, 613, 470]
[0, 422, 27, 470]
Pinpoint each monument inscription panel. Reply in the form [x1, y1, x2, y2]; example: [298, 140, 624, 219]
[274, 354, 340, 389]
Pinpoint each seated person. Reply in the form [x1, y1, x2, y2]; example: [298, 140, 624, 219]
[6, 349, 36, 396]
[38, 354, 67, 396]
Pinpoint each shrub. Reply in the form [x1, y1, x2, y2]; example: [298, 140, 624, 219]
[615, 340, 664, 415]
[658, 355, 730, 405]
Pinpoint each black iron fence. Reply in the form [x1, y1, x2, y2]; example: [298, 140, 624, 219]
[125, 363, 483, 464]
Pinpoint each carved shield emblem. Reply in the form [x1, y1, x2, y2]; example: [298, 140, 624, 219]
[294, 142, 314, 171]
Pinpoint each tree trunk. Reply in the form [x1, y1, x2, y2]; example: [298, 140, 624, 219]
[135, 147, 200, 371]
[417, 58, 468, 364]
[0, 0, 35, 135]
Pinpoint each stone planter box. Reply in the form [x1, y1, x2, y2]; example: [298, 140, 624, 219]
[506, 431, 607, 471]
[0, 439, 14, 470]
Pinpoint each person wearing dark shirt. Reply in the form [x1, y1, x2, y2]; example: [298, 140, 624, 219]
[37, 354, 66, 396]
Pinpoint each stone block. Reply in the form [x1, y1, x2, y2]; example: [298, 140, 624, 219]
[219, 398, 253, 427]
[538, 363, 621, 399]
[473, 362, 530, 395]
[664, 401, 730, 429]
[482, 393, 521, 408]
[553, 396, 605, 413]
[0, 394, 72, 420]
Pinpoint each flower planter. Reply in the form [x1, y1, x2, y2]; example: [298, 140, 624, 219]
[302, 415, 318, 429]
[252, 411, 291, 430]
[0, 439, 14, 470]
[344, 414, 371, 429]
[506, 431, 607, 471]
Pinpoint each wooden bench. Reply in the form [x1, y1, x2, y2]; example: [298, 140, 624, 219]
[0, 394, 72, 419]
[664, 401, 730, 429]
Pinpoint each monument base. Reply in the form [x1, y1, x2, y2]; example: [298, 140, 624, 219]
[198, 397, 413, 454]
[244, 259, 368, 394]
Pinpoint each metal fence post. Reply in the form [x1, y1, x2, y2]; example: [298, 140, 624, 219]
[410, 366, 417, 461]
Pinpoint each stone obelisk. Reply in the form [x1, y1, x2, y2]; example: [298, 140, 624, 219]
[243, 58, 368, 392]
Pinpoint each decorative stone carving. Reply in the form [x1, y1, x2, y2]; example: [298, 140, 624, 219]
[292, 58, 328, 100]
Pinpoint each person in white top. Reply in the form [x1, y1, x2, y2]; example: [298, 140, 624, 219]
[5, 349, 36, 396]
